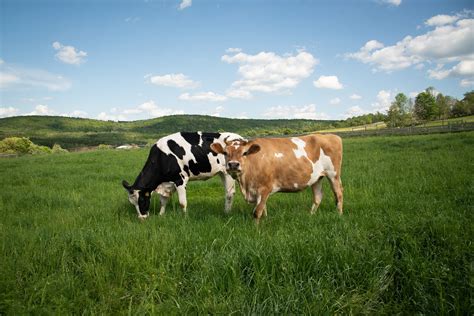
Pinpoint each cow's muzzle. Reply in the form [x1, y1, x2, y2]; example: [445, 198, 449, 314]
[227, 161, 241, 171]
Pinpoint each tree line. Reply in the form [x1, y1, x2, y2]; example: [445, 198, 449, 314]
[341, 89, 474, 128]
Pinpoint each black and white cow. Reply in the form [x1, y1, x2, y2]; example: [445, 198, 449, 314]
[122, 131, 243, 219]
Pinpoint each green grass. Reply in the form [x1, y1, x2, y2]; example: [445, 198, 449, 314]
[317, 121, 387, 132]
[417, 115, 474, 127]
[1, 132, 472, 314]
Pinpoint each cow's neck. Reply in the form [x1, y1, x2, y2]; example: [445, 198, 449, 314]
[133, 168, 161, 191]
[133, 145, 162, 191]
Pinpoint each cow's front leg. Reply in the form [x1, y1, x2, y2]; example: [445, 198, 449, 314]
[176, 184, 188, 213]
[253, 191, 270, 224]
[220, 173, 235, 213]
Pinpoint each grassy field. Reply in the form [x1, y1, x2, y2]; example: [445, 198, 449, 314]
[317, 122, 387, 133]
[418, 115, 474, 127]
[317, 115, 474, 133]
[0, 132, 472, 314]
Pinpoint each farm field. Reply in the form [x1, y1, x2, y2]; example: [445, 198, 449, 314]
[419, 115, 474, 127]
[0, 132, 472, 314]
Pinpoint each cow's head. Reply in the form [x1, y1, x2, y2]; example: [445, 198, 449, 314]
[122, 180, 152, 219]
[210, 139, 260, 177]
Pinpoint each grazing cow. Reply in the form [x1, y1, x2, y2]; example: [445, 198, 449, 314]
[122, 132, 243, 219]
[210, 134, 343, 223]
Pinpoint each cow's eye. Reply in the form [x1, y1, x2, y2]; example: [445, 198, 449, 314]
[243, 151, 248, 156]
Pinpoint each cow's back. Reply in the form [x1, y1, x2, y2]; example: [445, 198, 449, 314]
[240, 134, 342, 195]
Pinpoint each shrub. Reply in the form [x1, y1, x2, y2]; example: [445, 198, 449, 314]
[0, 137, 56, 155]
[97, 144, 113, 150]
[52, 144, 68, 154]
[0, 137, 33, 154]
[30, 144, 52, 155]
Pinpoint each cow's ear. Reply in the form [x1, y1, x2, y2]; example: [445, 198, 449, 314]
[210, 143, 225, 155]
[122, 180, 133, 193]
[246, 144, 260, 156]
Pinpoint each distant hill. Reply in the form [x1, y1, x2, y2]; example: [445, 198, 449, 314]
[0, 115, 339, 149]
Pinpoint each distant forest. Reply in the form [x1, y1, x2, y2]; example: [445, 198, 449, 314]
[343, 88, 473, 128]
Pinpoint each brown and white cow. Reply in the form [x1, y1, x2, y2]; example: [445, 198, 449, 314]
[210, 134, 343, 223]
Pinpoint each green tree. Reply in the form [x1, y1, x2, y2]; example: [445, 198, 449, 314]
[414, 89, 437, 121]
[435, 93, 454, 119]
[386, 93, 407, 127]
[451, 91, 474, 117]
[436, 94, 446, 119]
[385, 93, 415, 127]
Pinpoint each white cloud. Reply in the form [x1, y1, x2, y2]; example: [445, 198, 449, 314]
[346, 14, 474, 78]
[125, 16, 140, 23]
[24, 104, 57, 116]
[21, 96, 53, 103]
[451, 60, 474, 76]
[210, 106, 224, 117]
[148, 73, 199, 89]
[222, 49, 318, 97]
[460, 79, 474, 87]
[414, 63, 425, 70]
[0, 61, 71, 91]
[350, 94, 362, 100]
[0, 72, 20, 87]
[52, 42, 87, 65]
[179, 91, 227, 102]
[63, 110, 88, 118]
[330, 97, 341, 105]
[344, 106, 367, 118]
[98, 100, 184, 121]
[427, 65, 451, 80]
[226, 48, 242, 54]
[178, 0, 192, 10]
[0, 106, 19, 118]
[409, 91, 420, 98]
[425, 14, 459, 27]
[225, 89, 252, 100]
[428, 60, 474, 80]
[263, 104, 329, 120]
[235, 112, 249, 119]
[136, 100, 184, 117]
[0, 105, 89, 119]
[371, 90, 393, 113]
[379, 0, 401, 6]
[313, 75, 343, 90]
[97, 112, 128, 122]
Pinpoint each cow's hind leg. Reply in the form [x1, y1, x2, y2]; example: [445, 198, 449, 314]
[176, 184, 188, 213]
[220, 173, 235, 213]
[310, 177, 324, 214]
[328, 175, 343, 215]
[159, 194, 170, 215]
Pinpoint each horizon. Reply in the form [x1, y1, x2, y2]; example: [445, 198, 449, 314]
[1, 0, 473, 121]
[0, 113, 343, 123]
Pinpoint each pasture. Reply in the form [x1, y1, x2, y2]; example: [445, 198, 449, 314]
[0, 132, 472, 314]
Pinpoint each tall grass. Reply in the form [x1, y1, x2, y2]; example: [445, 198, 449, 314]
[1, 132, 472, 314]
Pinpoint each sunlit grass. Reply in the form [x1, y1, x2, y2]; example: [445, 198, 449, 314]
[1, 132, 472, 314]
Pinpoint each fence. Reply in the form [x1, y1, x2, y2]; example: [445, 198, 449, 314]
[330, 121, 474, 138]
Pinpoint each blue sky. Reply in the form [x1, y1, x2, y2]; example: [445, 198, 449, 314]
[1, 0, 473, 121]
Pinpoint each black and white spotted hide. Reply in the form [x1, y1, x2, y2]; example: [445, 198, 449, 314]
[122, 132, 243, 219]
